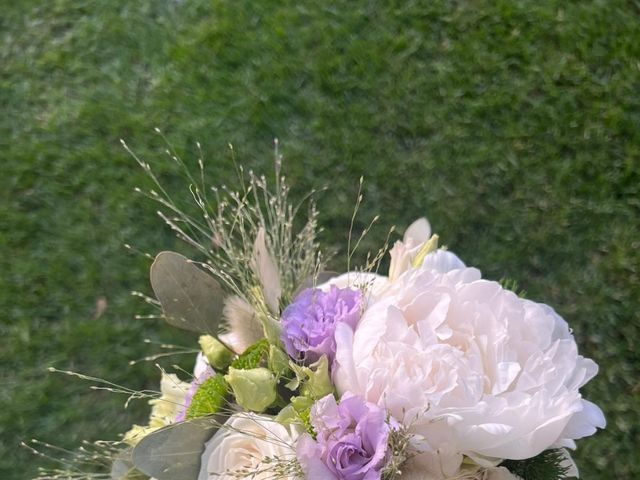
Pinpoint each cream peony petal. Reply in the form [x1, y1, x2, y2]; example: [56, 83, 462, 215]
[560, 399, 606, 440]
[332, 322, 360, 394]
[420, 250, 466, 274]
[559, 448, 580, 478]
[484, 466, 520, 480]
[404, 217, 432, 244]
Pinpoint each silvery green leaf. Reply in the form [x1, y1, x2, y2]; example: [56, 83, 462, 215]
[150, 251, 225, 334]
[111, 449, 147, 480]
[132, 417, 219, 480]
[261, 314, 283, 345]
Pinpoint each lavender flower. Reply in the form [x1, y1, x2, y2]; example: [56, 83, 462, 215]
[280, 286, 361, 365]
[296, 393, 392, 480]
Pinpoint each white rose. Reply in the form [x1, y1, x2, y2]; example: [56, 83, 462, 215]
[198, 413, 300, 480]
[334, 264, 605, 465]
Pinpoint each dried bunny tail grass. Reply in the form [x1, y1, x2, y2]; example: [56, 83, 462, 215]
[221, 295, 264, 354]
[122, 134, 325, 318]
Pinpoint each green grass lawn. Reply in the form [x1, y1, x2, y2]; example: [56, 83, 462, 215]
[2, 0, 638, 478]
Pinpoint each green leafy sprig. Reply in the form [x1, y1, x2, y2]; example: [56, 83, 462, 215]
[501, 449, 572, 480]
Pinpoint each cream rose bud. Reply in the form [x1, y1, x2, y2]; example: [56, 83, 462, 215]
[198, 413, 300, 480]
[199, 334, 233, 370]
[333, 265, 605, 463]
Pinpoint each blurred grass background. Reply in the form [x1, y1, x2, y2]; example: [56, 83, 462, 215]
[1, 0, 638, 478]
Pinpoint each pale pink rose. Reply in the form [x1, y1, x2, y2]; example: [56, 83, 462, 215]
[333, 265, 605, 467]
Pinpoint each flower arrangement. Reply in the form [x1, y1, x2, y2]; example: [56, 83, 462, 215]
[34, 142, 605, 480]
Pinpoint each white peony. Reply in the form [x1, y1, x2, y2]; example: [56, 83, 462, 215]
[333, 261, 605, 470]
[198, 413, 300, 480]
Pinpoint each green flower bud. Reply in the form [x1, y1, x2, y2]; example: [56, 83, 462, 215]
[199, 335, 233, 370]
[287, 355, 334, 400]
[224, 367, 277, 412]
[300, 355, 333, 399]
[268, 345, 291, 377]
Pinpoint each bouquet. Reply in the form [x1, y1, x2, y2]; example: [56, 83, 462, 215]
[35, 144, 605, 480]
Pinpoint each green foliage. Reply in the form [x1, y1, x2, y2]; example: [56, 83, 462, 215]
[200, 335, 233, 370]
[499, 278, 527, 298]
[2, 0, 639, 478]
[231, 339, 271, 370]
[290, 396, 315, 437]
[287, 355, 334, 400]
[294, 402, 314, 437]
[502, 449, 571, 480]
[185, 374, 228, 419]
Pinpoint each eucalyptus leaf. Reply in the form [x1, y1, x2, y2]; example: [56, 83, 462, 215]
[132, 417, 220, 480]
[150, 251, 225, 334]
[111, 448, 147, 480]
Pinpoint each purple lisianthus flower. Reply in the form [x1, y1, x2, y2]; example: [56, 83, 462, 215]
[280, 286, 361, 365]
[296, 393, 392, 480]
[175, 365, 215, 422]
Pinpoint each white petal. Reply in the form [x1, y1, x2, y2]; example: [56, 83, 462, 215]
[404, 217, 432, 244]
[560, 399, 606, 439]
[420, 249, 466, 273]
[485, 466, 521, 480]
[333, 322, 360, 394]
[193, 352, 211, 378]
